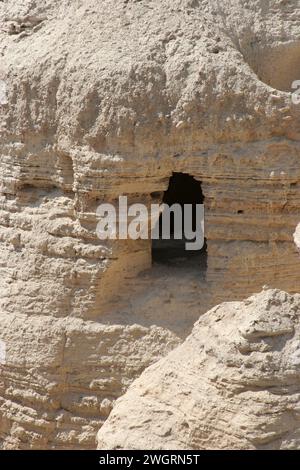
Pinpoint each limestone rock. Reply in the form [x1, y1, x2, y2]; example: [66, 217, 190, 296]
[0, 0, 300, 450]
[97, 289, 300, 450]
[0, 314, 179, 449]
[0, 0, 299, 328]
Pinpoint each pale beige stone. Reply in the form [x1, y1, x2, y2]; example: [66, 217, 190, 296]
[0, 0, 299, 449]
[97, 289, 300, 450]
[0, 313, 179, 449]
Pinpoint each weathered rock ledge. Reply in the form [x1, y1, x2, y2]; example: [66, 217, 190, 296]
[0, 0, 299, 449]
[98, 289, 300, 450]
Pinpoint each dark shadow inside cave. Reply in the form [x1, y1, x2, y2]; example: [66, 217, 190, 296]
[152, 172, 207, 271]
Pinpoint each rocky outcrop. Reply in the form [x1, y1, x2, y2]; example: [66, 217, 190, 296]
[97, 289, 300, 450]
[0, 315, 179, 449]
[0, 0, 299, 326]
[0, 0, 300, 449]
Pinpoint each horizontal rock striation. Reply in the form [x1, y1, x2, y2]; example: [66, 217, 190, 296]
[0, 314, 179, 449]
[97, 289, 300, 450]
[0, 0, 299, 449]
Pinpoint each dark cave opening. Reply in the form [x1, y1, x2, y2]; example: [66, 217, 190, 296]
[152, 172, 207, 269]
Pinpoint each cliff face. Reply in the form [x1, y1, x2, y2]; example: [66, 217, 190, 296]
[0, 316, 178, 449]
[0, 0, 299, 449]
[97, 289, 300, 450]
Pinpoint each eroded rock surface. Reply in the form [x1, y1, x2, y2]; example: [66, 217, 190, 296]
[0, 0, 299, 327]
[97, 289, 300, 450]
[0, 315, 179, 449]
[0, 0, 300, 449]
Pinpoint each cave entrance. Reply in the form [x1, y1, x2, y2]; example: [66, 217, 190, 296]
[152, 173, 207, 270]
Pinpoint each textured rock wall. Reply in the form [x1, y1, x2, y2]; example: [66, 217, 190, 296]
[97, 289, 300, 450]
[0, 313, 178, 449]
[0, 0, 300, 449]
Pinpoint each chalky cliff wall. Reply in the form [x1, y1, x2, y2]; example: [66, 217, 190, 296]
[0, 0, 299, 449]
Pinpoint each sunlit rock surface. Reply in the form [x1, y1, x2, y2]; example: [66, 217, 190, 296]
[0, 0, 299, 449]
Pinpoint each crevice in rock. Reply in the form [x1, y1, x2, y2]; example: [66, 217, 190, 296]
[56, 153, 74, 191]
[4, 16, 45, 36]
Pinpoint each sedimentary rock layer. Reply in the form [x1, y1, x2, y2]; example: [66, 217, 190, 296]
[0, 0, 299, 449]
[97, 289, 300, 450]
[0, 315, 179, 449]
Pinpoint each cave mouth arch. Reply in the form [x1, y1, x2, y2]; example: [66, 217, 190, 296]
[152, 172, 207, 269]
